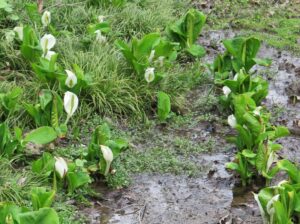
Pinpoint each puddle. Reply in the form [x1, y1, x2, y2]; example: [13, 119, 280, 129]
[90, 173, 233, 224]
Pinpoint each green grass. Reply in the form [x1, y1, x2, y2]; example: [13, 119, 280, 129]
[0, 157, 46, 205]
[207, 0, 300, 54]
[1, 0, 195, 122]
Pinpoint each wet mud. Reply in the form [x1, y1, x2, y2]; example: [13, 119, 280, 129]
[83, 30, 300, 223]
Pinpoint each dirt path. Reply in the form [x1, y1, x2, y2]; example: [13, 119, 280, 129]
[83, 30, 300, 224]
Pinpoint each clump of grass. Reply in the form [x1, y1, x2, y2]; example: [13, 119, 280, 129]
[0, 157, 46, 206]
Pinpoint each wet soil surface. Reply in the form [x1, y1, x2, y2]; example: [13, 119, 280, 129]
[84, 30, 300, 224]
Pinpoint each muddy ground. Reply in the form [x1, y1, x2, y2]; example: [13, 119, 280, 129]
[82, 30, 300, 224]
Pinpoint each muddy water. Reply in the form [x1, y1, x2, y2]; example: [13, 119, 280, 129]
[84, 31, 300, 224]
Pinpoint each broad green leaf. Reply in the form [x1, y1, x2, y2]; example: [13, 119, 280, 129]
[253, 58, 272, 67]
[0, 203, 23, 224]
[274, 126, 290, 139]
[31, 187, 55, 210]
[25, 3, 40, 24]
[243, 112, 261, 136]
[39, 90, 53, 111]
[257, 187, 275, 213]
[67, 172, 91, 193]
[32, 152, 55, 176]
[186, 44, 206, 57]
[157, 91, 171, 121]
[273, 201, 291, 224]
[255, 142, 266, 173]
[236, 124, 252, 149]
[185, 9, 206, 47]
[223, 37, 245, 59]
[242, 149, 256, 158]
[24, 127, 57, 145]
[226, 162, 239, 170]
[135, 33, 160, 58]
[277, 160, 300, 184]
[19, 208, 59, 224]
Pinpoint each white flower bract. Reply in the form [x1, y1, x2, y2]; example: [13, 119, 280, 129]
[64, 91, 79, 118]
[158, 56, 165, 67]
[95, 30, 106, 43]
[148, 50, 155, 63]
[40, 34, 56, 54]
[98, 15, 105, 23]
[41, 10, 51, 27]
[13, 26, 23, 41]
[43, 50, 56, 60]
[65, 70, 78, 88]
[145, 67, 155, 83]
[233, 74, 238, 81]
[222, 86, 231, 98]
[100, 145, 113, 176]
[228, 114, 237, 128]
[55, 157, 68, 178]
[253, 106, 262, 116]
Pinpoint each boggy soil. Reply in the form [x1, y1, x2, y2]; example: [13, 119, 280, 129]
[84, 30, 300, 224]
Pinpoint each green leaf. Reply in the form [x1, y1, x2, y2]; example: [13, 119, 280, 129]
[236, 124, 253, 149]
[273, 201, 291, 224]
[253, 58, 272, 67]
[274, 126, 290, 139]
[277, 159, 300, 183]
[24, 127, 57, 145]
[25, 3, 40, 24]
[19, 208, 59, 224]
[186, 44, 206, 57]
[39, 90, 53, 111]
[157, 91, 171, 121]
[32, 152, 55, 176]
[105, 138, 128, 158]
[243, 112, 261, 136]
[185, 9, 206, 47]
[242, 149, 256, 158]
[67, 172, 91, 193]
[0, 203, 23, 224]
[135, 33, 160, 58]
[226, 162, 239, 170]
[255, 142, 266, 173]
[31, 187, 55, 210]
[87, 22, 110, 34]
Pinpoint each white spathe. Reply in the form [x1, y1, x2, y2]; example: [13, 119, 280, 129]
[233, 74, 238, 81]
[41, 10, 51, 27]
[95, 30, 106, 43]
[100, 145, 113, 176]
[222, 86, 231, 98]
[228, 114, 237, 128]
[148, 50, 155, 63]
[13, 26, 23, 41]
[5, 30, 15, 42]
[65, 70, 78, 88]
[158, 56, 165, 67]
[145, 67, 155, 83]
[266, 194, 280, 224]
[64, 91, 79, 117]
[55, 157, 68, 178]
[40, 34, 56, 54]
[43, 50, 56, 60]
[253, 193, 268, 224]
[98, 15, 105, 23]
[253, 106, 262, 116]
